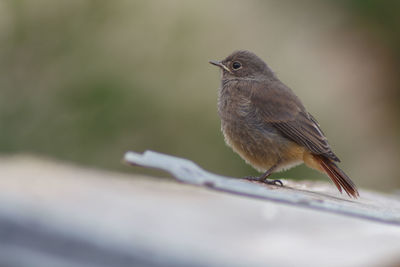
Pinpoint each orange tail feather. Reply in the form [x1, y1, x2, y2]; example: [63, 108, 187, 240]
[313, 155, 359, 198]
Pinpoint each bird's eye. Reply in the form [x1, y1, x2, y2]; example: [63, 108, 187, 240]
[232, 61, 242, 70]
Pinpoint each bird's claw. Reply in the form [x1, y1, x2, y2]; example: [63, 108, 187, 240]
[243, 176, 259, 181]
[244, 176, 283, 187]
[265, 179, 283, 187]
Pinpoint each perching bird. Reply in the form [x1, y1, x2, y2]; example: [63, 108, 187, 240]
[210, 50, 359, 198]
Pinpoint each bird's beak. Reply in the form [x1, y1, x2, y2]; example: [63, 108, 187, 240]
[209, 60, 232, 73]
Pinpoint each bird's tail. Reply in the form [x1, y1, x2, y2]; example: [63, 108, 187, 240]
[313, 155, 359, 198]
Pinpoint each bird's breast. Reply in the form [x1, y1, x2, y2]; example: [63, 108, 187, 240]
[218, 88, 305, 172]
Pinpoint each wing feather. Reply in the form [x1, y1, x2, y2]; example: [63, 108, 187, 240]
[250, 80, 340, 162]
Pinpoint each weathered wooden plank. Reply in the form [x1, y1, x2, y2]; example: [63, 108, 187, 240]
[0, 155, 399, 267]
[124, 150, 400, 226]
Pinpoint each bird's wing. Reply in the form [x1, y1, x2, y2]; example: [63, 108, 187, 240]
[250, 80, 340, 162]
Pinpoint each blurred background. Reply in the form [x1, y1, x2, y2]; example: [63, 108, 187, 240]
[1, 0, 399, 191]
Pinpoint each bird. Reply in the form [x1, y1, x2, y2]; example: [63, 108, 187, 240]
[209, 50, 359, 198]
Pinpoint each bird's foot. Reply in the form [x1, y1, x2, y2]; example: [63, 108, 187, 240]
[244, 176, 283, 186]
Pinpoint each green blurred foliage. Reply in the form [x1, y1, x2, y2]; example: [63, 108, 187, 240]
[0, 0, 399, 182]
[0, 0, 256, 178]
[336, 0, 400, 47]
[334, 0, 400, 114]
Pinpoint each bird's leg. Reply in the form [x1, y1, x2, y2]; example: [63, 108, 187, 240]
[244, 163, 283, 186]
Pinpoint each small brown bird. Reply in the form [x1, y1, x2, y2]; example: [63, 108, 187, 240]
[210, 50, 359, 198]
